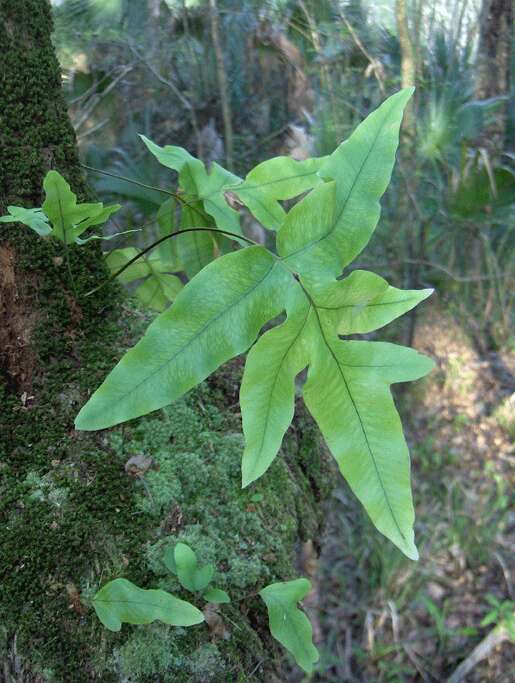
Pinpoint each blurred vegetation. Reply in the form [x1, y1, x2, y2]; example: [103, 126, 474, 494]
[52, 0, 513, 351]
[45, 0, 513, 679]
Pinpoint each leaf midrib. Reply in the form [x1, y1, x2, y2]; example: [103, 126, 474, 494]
[247, 304, 312, 477]
[265, 593, 314, 665]
[94, 597, 181, 608]
[95, 260, 278, 415]
[311, 305, 406, 543]
[316, 296, 421, 311]
[281, 102, 393, 263]
[234, 169, 320, 194]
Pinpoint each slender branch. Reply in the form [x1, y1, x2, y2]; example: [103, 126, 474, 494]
[68, 65, 122, 106]
[77, 118, 109, 142]
[366, 258, 513, 283]
[298, 0, 340, 134]
[73, 65, 133, 132]
[80, 163, 208, 223]
[339, 8, 386, 95]
[85, 227, 257, 297]
[127, 40, 203, 157]
[81, 163, 175, 197]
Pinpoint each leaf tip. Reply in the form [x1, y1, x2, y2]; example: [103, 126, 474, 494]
[420, 352, 437, 376]
[241, 470, 255, 489]
[393, 86, 415, 109]
[241, 451, 263, 489]
[74, 404, 104, 432]
[405, 543, 420, 561]
[139, 134, 156, 152]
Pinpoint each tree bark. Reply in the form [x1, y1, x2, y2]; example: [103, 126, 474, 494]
[395, 0, 417, 152]
[475, 0, 513, 154]
[0, 0, 111, 391]
[0, 3, 330, 681]
[0, 1, 120, 678]
[209, 0, 234, 171]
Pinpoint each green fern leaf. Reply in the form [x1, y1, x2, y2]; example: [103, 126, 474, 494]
[1, 170, 119, 244]
[234, 155, 327, 231]
[92, 578, 204, 631]
[0, 206, 51, 236]
[203, 587, 230, 604]
[178, 203, 216, 277]
[105, 247, 183, 312]
[278, 89, 414, 280]
[312, 270, 434, 334]
[259, 579, 319, 673]
[302, 325, 433, 560]
[76, 91, 434, 558]
[174, 543, 214, 593]
[240, 285, 311, 486]
[140, 135, 242, 235]
[76, 246, 291, 430]
[43, 171, 120, 244]
[155, 198, 181, 267]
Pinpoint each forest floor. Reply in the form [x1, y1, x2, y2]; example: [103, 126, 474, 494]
[316, 305, 514, 682]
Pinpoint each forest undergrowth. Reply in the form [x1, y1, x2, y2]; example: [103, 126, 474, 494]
[317, 304, 514, 683]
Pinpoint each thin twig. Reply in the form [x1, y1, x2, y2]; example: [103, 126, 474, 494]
[446, 624, 510, 683]
[81, 163, 175, 197]
[80, 163, 208, 224]
[127, 40, 202, 157]
[363, 258, 513, 283]
[339, 9, 386, 95]
[77, 118, 109, 142]
[399, 258, 513, 282]
[209, 0, 234, 170]
[74, 65, 133, 132]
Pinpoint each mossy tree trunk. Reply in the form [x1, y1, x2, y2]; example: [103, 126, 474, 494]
[0, 3, 330, 681]
[0, 0, 110, 389]
[0, 1, 125, 679]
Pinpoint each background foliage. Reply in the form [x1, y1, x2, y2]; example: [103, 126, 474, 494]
[3, 0, 511, 680]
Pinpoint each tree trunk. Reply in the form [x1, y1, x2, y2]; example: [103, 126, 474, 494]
[395, 0, 417, 152]
[209, 0, 234, 171]
[0, 0, 121, 678]
[395, 0, 421, 346]
[475, 0, 513, 154]
[0, 2, 330, 680]
[0, 0, 104, 391]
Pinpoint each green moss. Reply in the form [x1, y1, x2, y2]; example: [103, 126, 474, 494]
[0, 6, 331, 676]
[0, 5, 147, 675]
[0, 0, 88, 211]
[111, 625, 182, 680]
[110, 627, 225, 682]
[95, 380, 331, 681]
[1, 305, 331, 683]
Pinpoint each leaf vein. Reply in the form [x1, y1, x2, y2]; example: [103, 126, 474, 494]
[252, 304, 311, 464]
[312, 307, 405, 541]
[107, 261, 278, 410]
[316, 296, 421, 311]
[282, 105, 391, 263]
